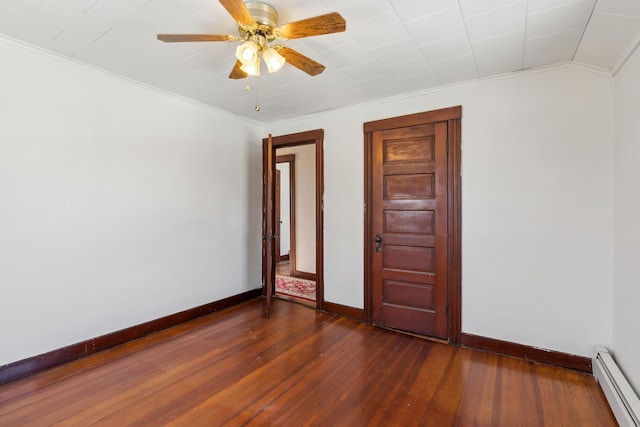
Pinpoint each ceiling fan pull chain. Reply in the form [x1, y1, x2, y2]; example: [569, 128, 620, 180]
[255, 77, 261, 111]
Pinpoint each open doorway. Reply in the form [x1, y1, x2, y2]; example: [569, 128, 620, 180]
[275, 147, 314, 305]
[262, 129, 324, 310]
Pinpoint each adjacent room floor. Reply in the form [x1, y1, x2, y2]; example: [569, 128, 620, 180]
[275, 260, 316, 306]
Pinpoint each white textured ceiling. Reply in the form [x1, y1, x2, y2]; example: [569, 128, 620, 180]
[1, 0, 639, 122]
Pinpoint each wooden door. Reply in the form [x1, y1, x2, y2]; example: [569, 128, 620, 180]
[264, 134, 275, 317]
[262, 129, 325, 311]
[371, 122, 448, 338]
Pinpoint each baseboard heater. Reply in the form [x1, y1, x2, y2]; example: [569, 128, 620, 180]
[593, 346, 640, 427]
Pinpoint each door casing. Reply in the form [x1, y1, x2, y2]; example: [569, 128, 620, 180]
[276, 155, 295, 272]
[364, 107, 462, 343]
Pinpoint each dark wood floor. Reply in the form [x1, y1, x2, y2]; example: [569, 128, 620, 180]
[0, 298, 616, 426]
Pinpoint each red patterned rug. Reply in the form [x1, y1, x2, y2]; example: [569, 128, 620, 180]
[276, 275, 316, 301]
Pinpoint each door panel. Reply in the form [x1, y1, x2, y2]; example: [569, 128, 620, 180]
[372, 122, 448, 338]
[264, 134, 275, 317]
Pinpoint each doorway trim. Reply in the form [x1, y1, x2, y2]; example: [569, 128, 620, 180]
[363, 106, 462, 343]
[262, 129, 324, 310]
[276, 154, 295, 273]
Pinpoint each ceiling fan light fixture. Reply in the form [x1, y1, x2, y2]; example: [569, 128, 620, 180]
[240, 56, 260, 76]
[235, 40, 259, 64]
[262, 47, 285, 73]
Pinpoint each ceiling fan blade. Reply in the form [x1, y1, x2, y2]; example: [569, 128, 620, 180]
[218, 0, 256, 28]
[229, 60, 248, 79]
[274, 12, 346, 40]
[157, 34, 237, 42]
[274, 45, 326, 76]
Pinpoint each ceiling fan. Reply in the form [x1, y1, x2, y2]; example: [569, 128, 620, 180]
[157, 0, 346, 79]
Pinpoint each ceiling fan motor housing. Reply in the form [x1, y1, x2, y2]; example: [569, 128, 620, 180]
[237, 2, 278, 44]
[245, 2, 278, 28]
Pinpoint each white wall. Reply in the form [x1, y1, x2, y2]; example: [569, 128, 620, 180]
[0, 35, 620, 368]
[613, 45, 640, 393]
[267, 66, 614, 358]
[276, 144, 316, 274]
[0, 39, 264, 366]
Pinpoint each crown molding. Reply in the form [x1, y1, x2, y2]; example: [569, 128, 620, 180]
[0, 34, 264, 128]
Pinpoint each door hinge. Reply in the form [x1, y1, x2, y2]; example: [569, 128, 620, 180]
[446, 138, 449, 153]
[446, 304, 449, 315]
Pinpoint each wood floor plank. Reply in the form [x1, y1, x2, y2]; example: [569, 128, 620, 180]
[452, 349, 495, 425]
[164, 317, 357, 425]
[0, 298, 616, 426]
[265, 323, 415, 426]
[61, 300, 334, 426]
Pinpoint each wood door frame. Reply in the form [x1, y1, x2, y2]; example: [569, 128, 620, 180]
[262, 129, 324, 310]
[275, 168, 282, 262]
[276, 154, 295, 273]
[363, 106, 462, 343]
